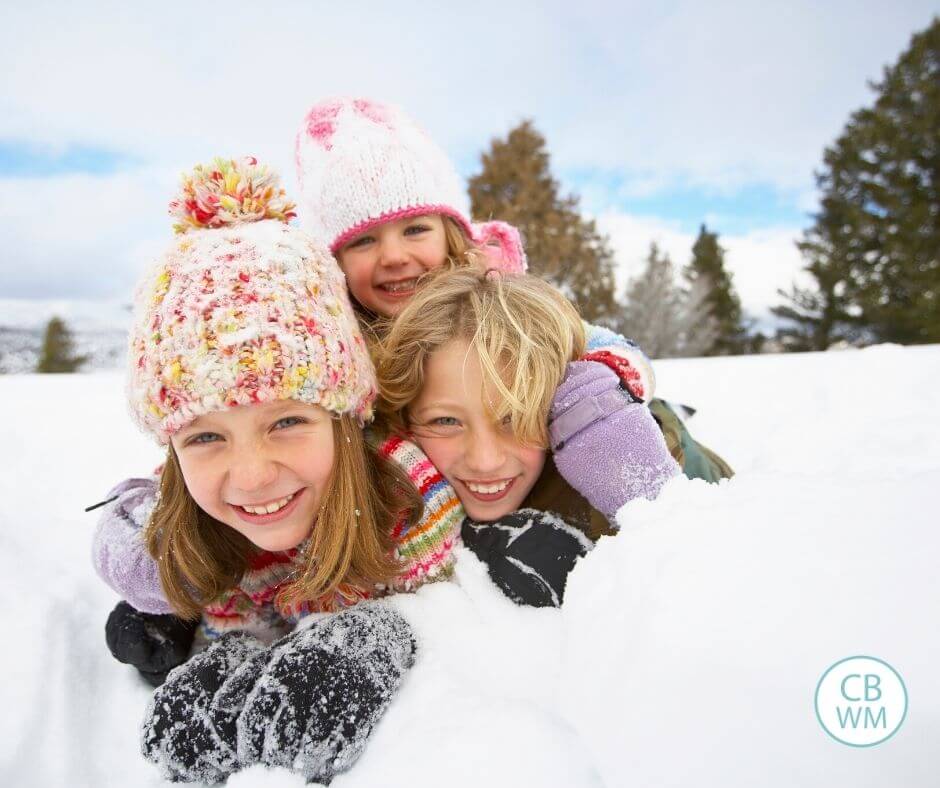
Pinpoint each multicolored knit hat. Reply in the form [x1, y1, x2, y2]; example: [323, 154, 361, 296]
[295, 97, 527, 274]
[127, 156, 377, 444]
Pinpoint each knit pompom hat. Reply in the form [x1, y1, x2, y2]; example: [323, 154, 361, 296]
[127, 156, 377, 444]
[295, 97, 526, 274]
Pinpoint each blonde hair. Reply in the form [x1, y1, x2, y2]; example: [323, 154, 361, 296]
[146, 415, 423, 619]
[375, 266, 586, 447]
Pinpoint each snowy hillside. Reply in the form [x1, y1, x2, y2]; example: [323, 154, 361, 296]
[0, 345, 937, 787]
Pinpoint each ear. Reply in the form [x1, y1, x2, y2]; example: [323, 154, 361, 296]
[471, 221, 527, 274]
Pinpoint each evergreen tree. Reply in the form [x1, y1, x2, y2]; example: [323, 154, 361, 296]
[36, 317, 87, 373]
[776, 17, 940, 347]
[619, 243, 718, 358]
[469, 121, 620, 325]
[685, 224, 745, 354]
[679, 274, 721, 357]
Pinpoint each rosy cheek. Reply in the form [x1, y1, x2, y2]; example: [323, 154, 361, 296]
[522, 448, 547, 479]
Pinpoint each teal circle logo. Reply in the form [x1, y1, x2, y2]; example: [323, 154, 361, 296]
[815, 656, 907, 747]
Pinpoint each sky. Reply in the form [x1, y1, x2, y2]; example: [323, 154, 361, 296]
[1, 0, 937, 330]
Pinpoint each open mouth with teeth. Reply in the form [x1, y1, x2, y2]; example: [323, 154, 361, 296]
[460, 477, 517, 502]
[231, 489, 304, 524]
[377, 278, 419, 295]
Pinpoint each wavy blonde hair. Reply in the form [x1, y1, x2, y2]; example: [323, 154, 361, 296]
[375, 265, 586, 447]
[146, 415, 423, 620]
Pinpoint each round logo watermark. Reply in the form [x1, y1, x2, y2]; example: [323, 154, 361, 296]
[815, 656, 907, 747]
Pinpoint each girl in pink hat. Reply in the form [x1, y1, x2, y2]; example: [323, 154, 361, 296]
[293, 97, 656, 396]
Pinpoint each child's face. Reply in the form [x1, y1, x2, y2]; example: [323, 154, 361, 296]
[409, 339, 546, 522]
[171, 400, 335, 552]
[337, 214, 448, 317]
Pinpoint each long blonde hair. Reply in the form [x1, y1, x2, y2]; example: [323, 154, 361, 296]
[375, 265, 586, 447]
[146, 415, 423, 619]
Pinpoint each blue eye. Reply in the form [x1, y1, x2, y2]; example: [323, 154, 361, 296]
[431, 416, 459, 426]
[274, 416, 305, 430]
[188, 432, 220, 445]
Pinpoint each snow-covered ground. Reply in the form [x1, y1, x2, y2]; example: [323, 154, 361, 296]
[1, 345, 937, 787]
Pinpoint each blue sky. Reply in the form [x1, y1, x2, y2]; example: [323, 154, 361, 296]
[0, 143, 132, 178]
[1, 0, 937, 323]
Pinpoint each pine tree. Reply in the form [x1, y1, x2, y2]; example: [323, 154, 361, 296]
[36, 317, 87, 373]
[684, 224, 745, 354]
[468, 121, 620, 325]
[776, 17, 940, 347]
[619, 243, 718, 358]
[679, 274, 721, 357]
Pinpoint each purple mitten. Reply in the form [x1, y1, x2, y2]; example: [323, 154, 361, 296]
[91, 476, 173, 614]
[549, 361, 680, 523]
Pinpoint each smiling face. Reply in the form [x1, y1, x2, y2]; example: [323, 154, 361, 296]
[336, 214, 449, 317]
[170, 400, 335, 552]
[409, 338, 547, 521]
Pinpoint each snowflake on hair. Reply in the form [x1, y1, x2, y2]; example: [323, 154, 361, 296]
[169, 156, 297, 234]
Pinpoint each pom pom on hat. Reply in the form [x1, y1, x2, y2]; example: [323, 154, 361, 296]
[471, 220, 528, 274]
[169, 156, 297, 234]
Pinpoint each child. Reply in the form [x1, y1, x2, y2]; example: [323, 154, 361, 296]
[96, 157, 456, 783]
[374, 265, 681, 606]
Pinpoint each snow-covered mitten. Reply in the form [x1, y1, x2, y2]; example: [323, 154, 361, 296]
[141, 632, 265, 784]
[105, 600, 197, 687]
[461, 508, 593, 607]
[549, 360, 680, 522]
[236, 604, 417, 783]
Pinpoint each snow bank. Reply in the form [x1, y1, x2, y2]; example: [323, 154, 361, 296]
[1, 345, 937, 786]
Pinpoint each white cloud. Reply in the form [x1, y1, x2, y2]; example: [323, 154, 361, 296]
[597, 212, 811, 329]
[2, 1, 935, 197]
[0, 167, 176, 299]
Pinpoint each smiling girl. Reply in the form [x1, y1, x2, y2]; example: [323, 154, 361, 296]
[95, 158, 459, 647]
[102, 157, 440, 782]
[375, 265, 680, 539]
[373, 265, 682, 607]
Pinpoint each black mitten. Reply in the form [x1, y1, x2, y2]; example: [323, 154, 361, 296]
[141, 632, 265, 784]
[461, 508, 593, 607]
[236, 604, 417, 784]
[105, 600, 198, 687]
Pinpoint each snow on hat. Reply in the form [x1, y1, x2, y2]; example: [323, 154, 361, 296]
[127, 156, 377, 444]
[294, 97, 527, 274]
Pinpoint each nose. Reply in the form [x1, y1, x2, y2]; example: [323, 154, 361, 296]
[377, 233, 408, 267]
[464, 426, 506, 476]
[227, 449, 278, 495]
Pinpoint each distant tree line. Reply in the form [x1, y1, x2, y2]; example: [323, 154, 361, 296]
[470, 121, 751, 357]
[470, 16, 939, 356]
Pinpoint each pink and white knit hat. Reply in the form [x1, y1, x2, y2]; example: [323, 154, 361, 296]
[127, 156, 377, 444]
[295, 97, 527, 274]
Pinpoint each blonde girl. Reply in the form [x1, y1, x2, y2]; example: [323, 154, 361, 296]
[374, 265, 680, 544]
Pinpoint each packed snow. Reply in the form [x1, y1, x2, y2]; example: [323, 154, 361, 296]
[1, 344, 937, 787]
